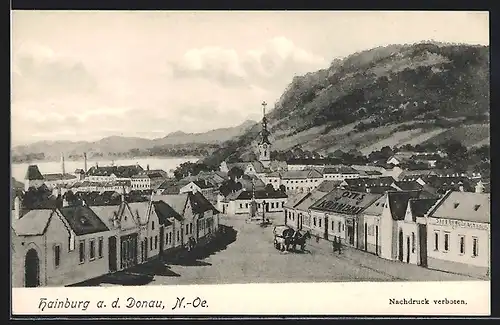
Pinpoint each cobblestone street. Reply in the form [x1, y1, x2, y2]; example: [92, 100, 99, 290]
[84, 213, 479, 287]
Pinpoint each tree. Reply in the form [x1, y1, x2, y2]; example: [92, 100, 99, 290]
[228, 166, 244, 180]
[441, 139, 468, 161]
[279, 184, 286, 192]
[265, 183, 275, 192]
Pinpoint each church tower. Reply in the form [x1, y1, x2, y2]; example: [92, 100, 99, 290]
[258, 101, 271, 168]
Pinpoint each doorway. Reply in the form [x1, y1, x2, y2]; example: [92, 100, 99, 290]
[375, 225, 379, 256]
[160, 227, 164, 254]
[324, 216, 329, 240]
[347, 225, 355, 246]
[265, 202, 269, 212]
[406, 236, 411, 263]
[24, 248, 40, 287]
[419, 224, 428, 267]
[108, 236, 117, 272]
[398, 230, 404, 262]
[364, 223, 368, 251]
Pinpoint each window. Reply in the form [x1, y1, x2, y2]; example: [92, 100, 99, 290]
[54, 244, 61, 268]
[338, 222, 341, 233]
[282, 202, 284, 207]
[240, 204, 243, 209]
[342, 224, 345, 231]
[152, 221, 155, 230]
[313, 217, 317, 227]
[411, 232, 415, 253]
[285, 210, 287, 218]
[79, 240, 85, 264]
[434, 232, 439, 251]
[89, 239, 96, 260]
[177, 230, 180, 242]
[319, 218, 322, 228]
[331, 221, 335, 231]
[472, 237, 479, 257]
[245, 203, 248, 208]
[190, 223, 193, 234]
[459, 235, 465, 254]
[150, 237, 153, 250]
[186, 224, 189, 235]
[444, 233, 449, 252]
[155, 236, 158, 249]
[98, 237, 103, 258]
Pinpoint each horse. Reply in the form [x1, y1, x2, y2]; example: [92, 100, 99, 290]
[290, 230, 312, 252]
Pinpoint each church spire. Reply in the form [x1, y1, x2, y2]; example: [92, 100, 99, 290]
[260, 101, 270, 145]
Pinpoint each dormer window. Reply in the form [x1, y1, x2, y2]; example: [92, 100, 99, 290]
[453, 203, 460, 209]
[474, 204, 481, 211]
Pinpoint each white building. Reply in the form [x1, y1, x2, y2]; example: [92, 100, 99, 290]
[217, 189, 288, 215]
[321, 165, 360, 181]
[425, 191, 490, 278]
[281, 169, 324, 194]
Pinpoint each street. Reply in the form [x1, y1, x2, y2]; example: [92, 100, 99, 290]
[82, 212, 479, 287]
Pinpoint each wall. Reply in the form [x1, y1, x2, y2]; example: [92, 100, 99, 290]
[363, 214, 381, 255]
[45, 212, 111, 286]
[282, 178, 322, 194]
[399, 221, 420, 265]
[427, 218, 489, 276]
[11, 231, 48, 287]
[379, 198, 394, 260]
[231, 198, 286, 215]
[309, 210, 346, 242]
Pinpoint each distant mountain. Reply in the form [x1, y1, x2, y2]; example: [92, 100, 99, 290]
[12, 119, 258, 161]
[203, 42, 490, 167]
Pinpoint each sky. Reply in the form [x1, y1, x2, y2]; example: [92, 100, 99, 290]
[11, 11, 489, 146]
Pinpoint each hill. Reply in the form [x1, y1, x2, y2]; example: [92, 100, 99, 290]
[12, 120, 257, 162]
[202, 41, 490, 167]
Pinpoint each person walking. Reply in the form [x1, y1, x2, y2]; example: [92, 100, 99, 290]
[337, 237, 342, 255]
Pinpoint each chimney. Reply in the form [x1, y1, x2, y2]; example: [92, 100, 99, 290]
[95, 161, 99, 168]
[13, 196, 21, 220]
[61, 153, 66, 175]
[147, 164, 150, 171]
[83, 152, 88, 173]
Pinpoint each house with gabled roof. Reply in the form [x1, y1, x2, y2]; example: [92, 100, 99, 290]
[398, 198, 439, 266]
[281, 169, 324, 194]
[24, 165, 45, 191]
[127, 198, 161, 263]
[152, 200, 180, 253]
[309, 188, 383, 246]
[425, 191, 490, 278]
[11, 197, 112, 287]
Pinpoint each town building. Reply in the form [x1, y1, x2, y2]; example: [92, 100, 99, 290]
[425, 191, 490, 277]
[131, 170, 167, 191]
[24, 165, 45, 191]
[281, 169, 324, 194]
[321, 165, 360, 181]
[398, 198, 439, 266]
[12, 198, 112, 287]
[179, 180, 217, 199]
[85, 164, 144, 183]
[217, 189, 288, 215]
[308, 189, 382, 245]
[284, 189, 330, 232]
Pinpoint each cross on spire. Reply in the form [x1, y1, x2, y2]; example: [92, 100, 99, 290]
[262, 101, 267, 117]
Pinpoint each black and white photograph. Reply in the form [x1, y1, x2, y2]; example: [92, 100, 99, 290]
[10, 10, 490, 315]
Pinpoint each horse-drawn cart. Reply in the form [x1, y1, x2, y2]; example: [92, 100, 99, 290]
[273, 226, 311, 252]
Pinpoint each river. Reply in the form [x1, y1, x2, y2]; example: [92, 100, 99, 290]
[11, 157, 201, 183]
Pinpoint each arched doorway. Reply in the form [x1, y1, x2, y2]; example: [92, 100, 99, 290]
[24, 249, 40, 287]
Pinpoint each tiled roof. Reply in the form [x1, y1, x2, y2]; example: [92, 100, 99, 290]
[363, 195, 387, 216]
[282, 169, 323, 180]
[284, 192, 310, 209]
[153, 200, 179, 225]
[249, 161, 265, 173]
[154, 194, 188, 217]
[43, 173, 77, 181]
[387, 191, 422, 221]
[25, 165, 44, 180]
[316, 180, 343, 192]
[323, 165, 359, 175]
[192, 180, 215, 189]
[409, 198, 439, 220]
[392, 181, 423, 191]
[189, 192, 219, 214]
[126, 201, 151, 224]
[59, 206, 110, 235]
[294, 190, 330, 212]
[344, 176, 396, 188]
[90, 205, 122, 229]
[310, 189, 382, 215]
[429, 191, 490, 223]
[86, 165, 144, 178]
[12, 209, 54, 236]
[235, 190, 288, 200]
